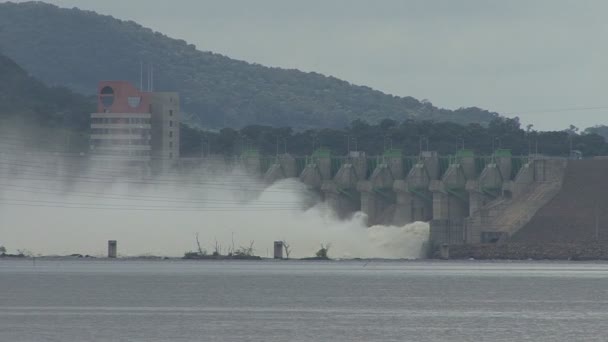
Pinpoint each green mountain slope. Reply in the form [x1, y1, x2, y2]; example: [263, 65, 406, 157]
[0, 52, 93, 129]
[0, 52, 94, 151]
[0, 1, 499, 130]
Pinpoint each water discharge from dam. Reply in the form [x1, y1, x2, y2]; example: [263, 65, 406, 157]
[0, 152, 429, 258]
[247, 179, 429, 259]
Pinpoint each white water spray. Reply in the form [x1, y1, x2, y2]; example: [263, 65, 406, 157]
[0, 151, 429, 258]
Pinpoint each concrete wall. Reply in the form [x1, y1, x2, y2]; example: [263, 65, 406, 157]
[463, 157, 566, 244]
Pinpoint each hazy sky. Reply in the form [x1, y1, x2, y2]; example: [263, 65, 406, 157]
[13, 0, 608, 130]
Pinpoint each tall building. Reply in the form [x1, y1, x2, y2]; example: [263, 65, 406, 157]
[90, 81, 179, 173]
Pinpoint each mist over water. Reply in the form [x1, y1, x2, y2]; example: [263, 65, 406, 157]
[240, 179, 429, 259]
[0, 148, 429, 259]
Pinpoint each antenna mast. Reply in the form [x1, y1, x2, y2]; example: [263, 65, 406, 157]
[150, 64, 154, 91]
[147, 64, 151, 91]
[139, 61, 143, 91]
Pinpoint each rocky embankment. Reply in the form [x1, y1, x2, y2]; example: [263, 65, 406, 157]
[437, 243, 608, 260]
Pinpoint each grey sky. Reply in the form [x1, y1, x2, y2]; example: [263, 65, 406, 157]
[14, 0, 608, 130]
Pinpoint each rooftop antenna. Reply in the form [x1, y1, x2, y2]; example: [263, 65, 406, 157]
[139, 61, 143, 91]
[150, 63, 154, 92]
[147, 63, 151, 92]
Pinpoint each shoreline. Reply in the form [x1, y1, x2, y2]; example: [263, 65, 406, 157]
[5, 255, 608, 263]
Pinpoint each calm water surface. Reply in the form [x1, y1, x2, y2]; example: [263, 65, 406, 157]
[1, 259, 608, 341]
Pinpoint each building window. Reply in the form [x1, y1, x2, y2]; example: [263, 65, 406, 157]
[169, 110, 173, 116]
[169, 120, 173, 127]
[169, 131, 173, 138]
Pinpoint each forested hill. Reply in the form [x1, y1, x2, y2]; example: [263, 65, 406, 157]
[0, 1, 499, 130]
[0, 52, 93, 130]
[1, 51, 605, 160]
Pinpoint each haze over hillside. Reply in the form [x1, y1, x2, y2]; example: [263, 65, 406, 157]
[0, 54, 95, 131]
[0, 1, 500, 130]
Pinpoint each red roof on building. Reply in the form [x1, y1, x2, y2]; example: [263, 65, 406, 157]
[97, 81, 151, 113]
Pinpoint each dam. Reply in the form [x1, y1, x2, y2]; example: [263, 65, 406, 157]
[182, 147, 587, 254]
[8, 146, 600, 256]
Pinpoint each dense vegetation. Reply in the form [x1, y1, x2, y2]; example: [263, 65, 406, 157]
[0, 53, 94, 128]
[181, 117, 608, 158]
[1, 51, 604, 159]
[0, 3, 603, 159]
[584, 125, 608, 141]
[0, 1, 499, 130]
[0, 52, 94, 150]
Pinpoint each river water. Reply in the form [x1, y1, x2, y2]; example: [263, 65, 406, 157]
[1, 259, 608, 341]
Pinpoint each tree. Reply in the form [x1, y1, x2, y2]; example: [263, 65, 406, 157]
[565, 124, 579, 136]
[315, 243, 331, 259]
[526, 124, 534, 133]
[176, 116, 608, 159]
[0, 246, 6, 254]
[584, 125, 608, 141]
[282, 240, 292, 259]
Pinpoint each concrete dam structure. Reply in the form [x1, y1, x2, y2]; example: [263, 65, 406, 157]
[232, 148, 576, 249]
[512, 159, 608, 243]
[17, 146, 604, 255]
